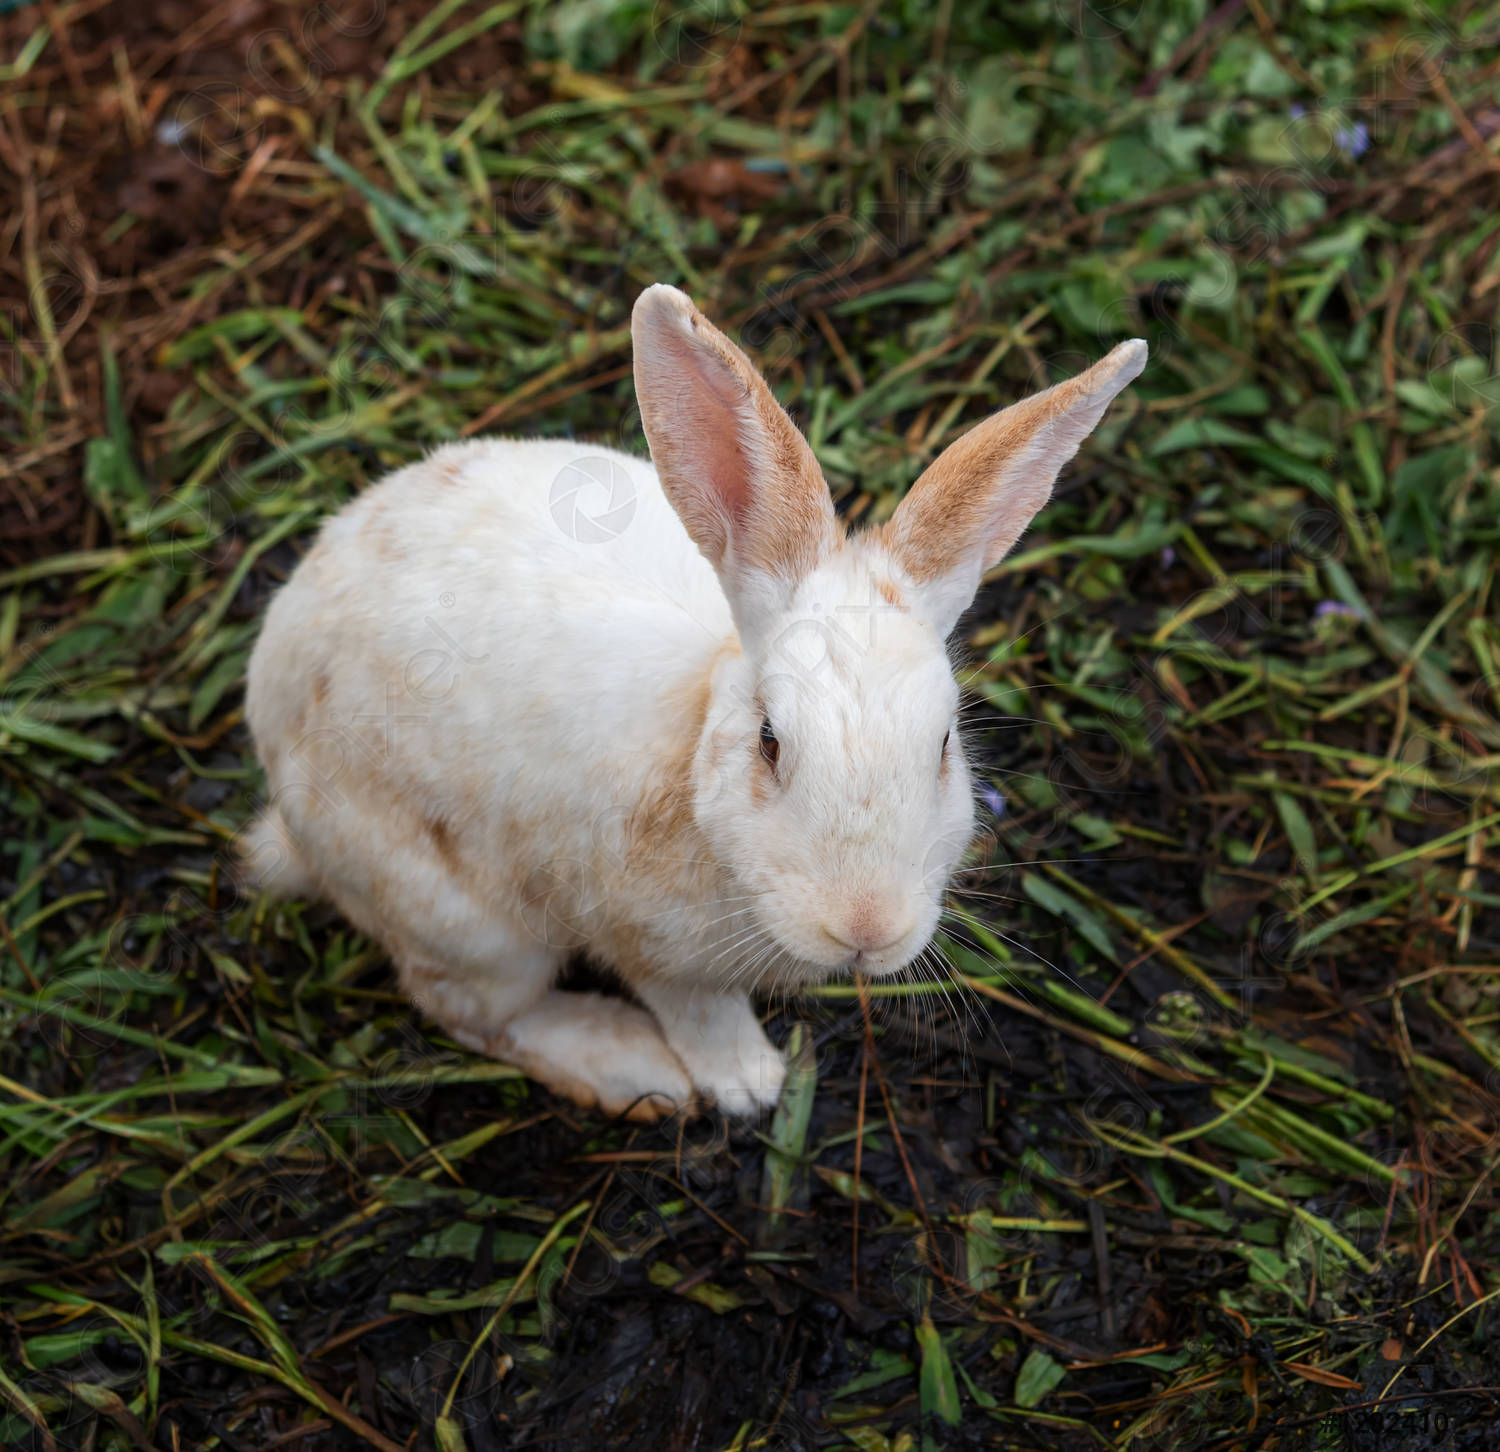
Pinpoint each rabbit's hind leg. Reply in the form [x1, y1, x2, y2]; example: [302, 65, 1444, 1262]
[397, 944, 557, 1059]
[491, 990, 695, 1122]
[401, 947, 695, 1121]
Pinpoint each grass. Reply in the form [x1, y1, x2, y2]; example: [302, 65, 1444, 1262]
[3, 1, 1500, 1448]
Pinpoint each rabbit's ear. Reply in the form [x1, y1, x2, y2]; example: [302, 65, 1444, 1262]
[882, 340, 1146, 637]
[633, 285, 838, 630]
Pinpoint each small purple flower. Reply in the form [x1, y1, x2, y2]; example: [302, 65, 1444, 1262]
[981, 784, 1007, 818]
[1159, 545, 1176, 569]
[1335, 121, 1370, 160]
[1289, 103, 1306, 120]
[1314, 600, 1360, 620]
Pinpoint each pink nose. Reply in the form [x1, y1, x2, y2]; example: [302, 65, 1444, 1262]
[825, 899, 912, 955]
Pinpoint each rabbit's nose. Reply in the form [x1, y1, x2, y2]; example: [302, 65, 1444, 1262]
[823, 898, 913, 956]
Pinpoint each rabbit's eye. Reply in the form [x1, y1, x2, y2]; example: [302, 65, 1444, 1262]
[759, 717, 780, 770]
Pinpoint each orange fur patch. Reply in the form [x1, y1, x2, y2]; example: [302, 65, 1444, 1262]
[882, 344, 1143, 584]
[425, 813, 461, 873]
[876, 394, 1053, 585]
[625, 649, 717, 879]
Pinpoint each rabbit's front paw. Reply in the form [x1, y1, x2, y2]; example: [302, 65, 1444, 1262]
[637, 984, 786, 1117]
[697, 1034, 787, 1117]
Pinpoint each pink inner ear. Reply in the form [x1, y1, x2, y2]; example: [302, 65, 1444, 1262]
[692, 352, 756, 529]
[660, 324, 757, 532]
[634, 285, 839, 582]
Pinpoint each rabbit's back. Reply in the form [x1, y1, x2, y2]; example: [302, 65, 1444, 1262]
[245, 437, 732, 935]
[280, 436, 723, 638]
[250, 436, 728, 733]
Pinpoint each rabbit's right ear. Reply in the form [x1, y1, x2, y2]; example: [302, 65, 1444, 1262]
[632, 285, 839, 636]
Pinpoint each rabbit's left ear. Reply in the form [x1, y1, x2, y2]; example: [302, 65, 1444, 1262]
[632, 284, 839, 636]
[883, 340, 1146, 637]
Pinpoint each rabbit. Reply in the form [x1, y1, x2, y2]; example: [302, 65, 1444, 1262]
[242, 283, 1145, 1120]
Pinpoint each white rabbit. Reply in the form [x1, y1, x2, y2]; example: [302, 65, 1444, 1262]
[243, 284, 1145, 1119]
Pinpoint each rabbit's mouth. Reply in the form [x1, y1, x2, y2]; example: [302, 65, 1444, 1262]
[822, 932, 920, 978]
[760, 918, 931, 986]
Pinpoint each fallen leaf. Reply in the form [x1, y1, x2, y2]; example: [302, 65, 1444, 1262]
[668, 157, 783, 202]
[1284, 1361, 1362, 1390]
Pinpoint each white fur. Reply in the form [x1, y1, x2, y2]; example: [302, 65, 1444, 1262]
[243, 286, 1143, 1119]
